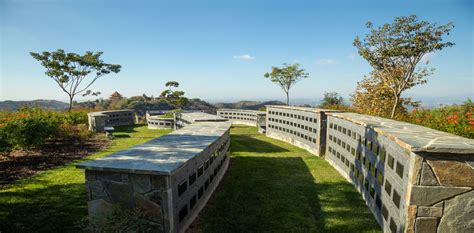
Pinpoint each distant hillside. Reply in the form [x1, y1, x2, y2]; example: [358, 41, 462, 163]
[213, 100, 286, 110]
[0, 100, 68, 111]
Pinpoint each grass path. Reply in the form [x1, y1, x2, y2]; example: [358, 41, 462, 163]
[0, 125, 171, 232]
[190, 125, 381, 233]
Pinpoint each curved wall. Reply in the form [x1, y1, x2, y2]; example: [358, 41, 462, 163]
[88, 109, 136, 132]
[216, 109, 266, 127]
[265, 106, 474, 233]
[265, 105, 334, 155]
[147, 116, 174, 129]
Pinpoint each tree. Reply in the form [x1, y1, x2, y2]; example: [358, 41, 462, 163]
[319, 92, 344, 108]
[30, 49, 121, 111]
[264, 63, 309, 105]
[351, 70, 419, 118]
[353, 15, 454, 118]
[160, 81, 188, 108]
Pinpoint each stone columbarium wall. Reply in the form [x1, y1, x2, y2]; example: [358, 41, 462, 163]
[147, 116, 174, 129]
[217, 108, 266, 127]
[77, 115, 232, 233]
[88, 109, 136, 132]
[265, 105, 338, 156]
[264, 105, 473, 233]
[174, 112, 227, 129]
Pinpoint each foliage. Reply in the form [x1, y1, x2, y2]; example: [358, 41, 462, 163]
[160, 81, 188, 108]
[264, 63, 309, 105]
[0, 108, 90, 152]
[30, 49, 121, 111]
[0, 125, 171, 232]
[319, 92, 344, 108]
[351, 70, 419, 118]
[353, 15, 454, 118]
[404, 99, 474, 138]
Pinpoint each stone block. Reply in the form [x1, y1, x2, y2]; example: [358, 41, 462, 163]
[418, 206, 443, 218]
[134, 193, 164, 224]
[406, 205, 418, 233]
[410, 186, 471, 206]
[438, 190, 474, 233]
[427, 159, 474, 187]
[151, 175, 167, 190]
[131, 174, 152, 193]
[103, 180, 134, 208]
[415, 217, 438, 233]
[88, 199, 113, 220]
[96, 171, 122, 182]
[145, 190, 162, 205]
[89, 180, 105, 200]
[420, 163, 439, 186]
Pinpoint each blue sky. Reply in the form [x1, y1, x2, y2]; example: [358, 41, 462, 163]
[1, 0, 473, 105]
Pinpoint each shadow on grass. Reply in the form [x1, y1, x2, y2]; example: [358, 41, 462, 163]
[113, 124, 146, 133]
[0, 182, 86, 233]
[230, 134, 289, 153]
[190, 129, 380, 233]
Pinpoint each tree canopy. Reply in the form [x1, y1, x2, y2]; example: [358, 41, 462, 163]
[319, 92, 344, 108]
[160, 81, 188, 108]
[264, 63, 309, 105]
[30, 49, 121, 111]
[353, 15, 454, 118]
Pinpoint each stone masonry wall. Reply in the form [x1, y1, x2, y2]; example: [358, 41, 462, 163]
[408, 153, 474, 233]
[85, 170, 171, 232]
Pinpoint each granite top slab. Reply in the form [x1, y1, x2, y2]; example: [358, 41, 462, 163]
[265, 105, 341, 113]
[76, 122, 231, 175]
[327, 112, 474, 154]
[180, 112, 227, 122]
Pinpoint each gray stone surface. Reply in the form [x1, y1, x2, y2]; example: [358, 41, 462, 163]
[427, 159, 474, 187]
[145, 190, 162, 205]
[420, 163, 440, 186]
[410, 186, 471, 206]
[326, 112, 474, 154]
[88, 180, 105, 200]
[438, 190, 474, 233]
[88, 199, 113, 220]
[134, 193, 164, 223]
[415, 217, 438, 233]
[417, 206, 443, 217]
[103, 180, 134, 208]
[77, 122, 231, 175]
[131, 174, 152, 193]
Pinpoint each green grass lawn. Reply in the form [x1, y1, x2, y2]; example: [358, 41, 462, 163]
[0, 125, 171, 233]
[190, 125, 381, 233]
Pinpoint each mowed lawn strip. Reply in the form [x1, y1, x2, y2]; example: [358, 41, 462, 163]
[0, 125, 171, 233]
[189, 125, 381, 233]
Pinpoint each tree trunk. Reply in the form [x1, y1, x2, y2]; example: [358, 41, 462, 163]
[390, 94, 399, 119]
[286, 92, 290, 106]
[68, 96, 73, 112]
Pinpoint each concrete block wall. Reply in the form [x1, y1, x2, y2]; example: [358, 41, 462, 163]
[217, 109, 265, 126]
[265, 105, 337, 156]
[148, 116, 174, 129]
[88, 109, 136, 132]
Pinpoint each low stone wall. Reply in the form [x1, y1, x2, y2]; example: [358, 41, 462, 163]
[148, 116, 174, 129]
[77, 120, 232, 233]
[88, 109, 136, 132]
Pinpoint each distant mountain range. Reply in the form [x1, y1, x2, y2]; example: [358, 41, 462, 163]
[212, 100, 286, 110]
[0, 100, 69, 111]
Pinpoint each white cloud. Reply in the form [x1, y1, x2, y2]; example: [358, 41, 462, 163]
[316, 58, 339, 65]
[233, 54, 255, 60]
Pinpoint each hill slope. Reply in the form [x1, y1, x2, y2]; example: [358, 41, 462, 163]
[0, 100, 69, 111]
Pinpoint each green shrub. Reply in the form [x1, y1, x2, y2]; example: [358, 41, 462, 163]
[0, 108, 91, 152]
